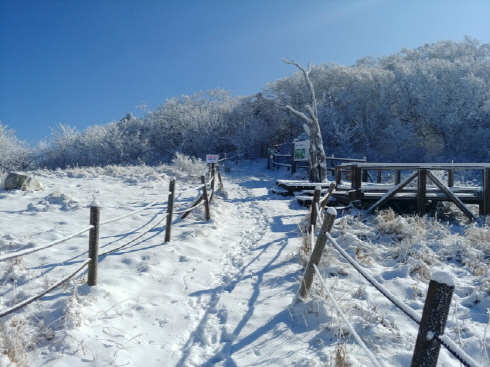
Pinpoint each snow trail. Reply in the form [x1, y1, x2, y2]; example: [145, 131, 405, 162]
[175, 165, 311, 366]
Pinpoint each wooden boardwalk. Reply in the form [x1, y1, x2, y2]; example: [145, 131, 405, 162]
[333, 163, 490, 220]
[273, 163, 490, 220]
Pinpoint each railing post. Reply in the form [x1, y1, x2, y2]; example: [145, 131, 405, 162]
[267, 146, 271, 169]
[410, 272, 454, 367]
[164, 178, 176, 242]
[394, 170, 401, 185]
[299, 208, 337, 300]
[447, 169, 454, 188]
[88, 201, 100, 286]
[291, 143, 296, 175]
[335, 166, 342, 185]
[483, 168, 490, 216]
[352, 165, 363, 201]
[201, 175, 211, 221]
[309, 186, 322, 232]
[417, 169, 427, 215]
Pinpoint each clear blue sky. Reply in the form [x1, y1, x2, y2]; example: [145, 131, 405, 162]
[1, 0, 489, 144]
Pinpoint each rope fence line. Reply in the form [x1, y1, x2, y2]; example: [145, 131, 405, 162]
[313, 264, 383, 367]
[0, 162, 225, 320]
[174, 183, 204, 195]
[100, 193, 168, 226]
[99, 212, 169, 257]
[304, 199, 479, 367]
[0, 259, 91, 318]
[174, 199, 207, 215]
[0, 226, 94, 263]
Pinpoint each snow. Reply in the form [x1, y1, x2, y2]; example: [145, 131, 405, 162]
[0, 159, 489, 366]
[431, 270, 455, 287]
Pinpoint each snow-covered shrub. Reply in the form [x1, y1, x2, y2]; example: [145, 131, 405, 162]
[171, 152, 206, 178]
[0, 123, 32, 172]
[0, 315, 32, 367]
[63, 289, 85, 330]
[375, 209, 426, 241]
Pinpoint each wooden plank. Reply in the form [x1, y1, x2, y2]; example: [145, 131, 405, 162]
[426, 171, 476, 221]
[366, 171, 419, 213]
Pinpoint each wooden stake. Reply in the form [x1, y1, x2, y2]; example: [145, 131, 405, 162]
[88, 203, 100, 286]
[410, 276, 454, 367]
[201, 175, 211, 221]
[299, 210, 336, 300]
[164, 178, 176, 242]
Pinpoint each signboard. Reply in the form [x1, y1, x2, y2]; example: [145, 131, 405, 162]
[294, 140, 310, 162]
[206, 154, 219, 164]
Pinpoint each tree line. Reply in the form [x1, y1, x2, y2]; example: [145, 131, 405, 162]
[1, 37, 489, 171]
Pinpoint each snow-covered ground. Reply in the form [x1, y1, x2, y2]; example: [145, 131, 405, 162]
[0, 159, 489, 366]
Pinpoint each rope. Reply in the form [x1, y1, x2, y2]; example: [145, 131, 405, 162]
[0, 258, 91, 318]
[99, 212, 169, 256]
[173, 199, 206, 215]
[174, 183, 204, 195]
[100, 194, 167, 225]
[313, 264, 384, 367]
[435, 334, 480, 367]
[0, 226, 93, 263]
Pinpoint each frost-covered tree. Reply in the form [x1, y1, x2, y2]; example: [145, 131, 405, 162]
[0, 122, 33, 171]
[283, 59, 327, 182]
[144, 89, 237, 160]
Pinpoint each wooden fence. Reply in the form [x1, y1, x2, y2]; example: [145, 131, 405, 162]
[267, 143, 366, 175]
[300, 188, 479, 367]
[0, 164, 224, 318]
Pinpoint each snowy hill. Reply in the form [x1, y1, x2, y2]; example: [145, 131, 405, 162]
[0, 159, 489, 366]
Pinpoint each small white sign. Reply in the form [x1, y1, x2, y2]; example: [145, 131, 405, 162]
[206, 154, 219, 164]
[294, 140, 310, 162]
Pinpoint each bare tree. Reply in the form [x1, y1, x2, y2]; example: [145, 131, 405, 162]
[283, 59, 327, 182]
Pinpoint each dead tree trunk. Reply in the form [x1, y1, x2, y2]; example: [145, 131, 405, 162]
[283, 59, 327, 183]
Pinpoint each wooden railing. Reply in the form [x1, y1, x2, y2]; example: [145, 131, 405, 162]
[267, 143, 366, 175]
[334, 162, 490, 219]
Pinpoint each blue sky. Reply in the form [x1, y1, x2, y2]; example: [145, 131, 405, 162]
[1, 0, 489, 144]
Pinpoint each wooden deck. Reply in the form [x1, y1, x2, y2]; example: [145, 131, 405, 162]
[333, 163, 490, 220]
[273, 163, 490, 220]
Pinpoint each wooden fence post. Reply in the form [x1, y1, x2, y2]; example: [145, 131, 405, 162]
[210, 163, 216, 202]
[164, 178, 176, 242]
[309, 187, 322, 232]
[88, 202, 100, 286]
[201, 175, 211, 221]
[218, 171, 225, 192]
[299, 209, 337, 300]
[291, 143, 296, 175]
[410, 273, 454, 367]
